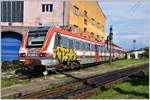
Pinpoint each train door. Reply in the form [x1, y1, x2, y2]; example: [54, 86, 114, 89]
[95, 45, 99, 62]
[82, 42, 86, 63]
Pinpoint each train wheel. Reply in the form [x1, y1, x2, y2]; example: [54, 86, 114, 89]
[72, 61, 80, 69]
[66, 62, 72, 69]
[15, 69, 30, 79]
[62, 64, 68, 70]
[15, 69, 23, 76]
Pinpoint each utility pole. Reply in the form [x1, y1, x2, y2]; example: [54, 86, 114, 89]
[133, 40, 136, 51]
[107, 26, 113, 64]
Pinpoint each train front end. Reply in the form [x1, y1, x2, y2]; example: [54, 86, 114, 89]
[19, 26, 58, 67]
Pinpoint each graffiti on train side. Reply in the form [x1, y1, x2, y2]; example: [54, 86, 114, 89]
[53, 46, 77, 63]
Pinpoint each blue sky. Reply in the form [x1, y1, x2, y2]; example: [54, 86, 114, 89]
[98, 0, 149, 51]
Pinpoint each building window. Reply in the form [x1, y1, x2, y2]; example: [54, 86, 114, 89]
[91, 18, 95, 25]
[73, 25, 78, 33]
[84, 18, 87, 25]
[97, 22, 100, 29]
[84, 28, 87, 32]
[97, 35, 100, 39]
[74, 6, 79, 15]
[84, 10, 87, 16]
[91, 32, 94, 38]
[101, 25, 104, 32]
[1, 1, 24, 22]
[42, 4, 53, 12]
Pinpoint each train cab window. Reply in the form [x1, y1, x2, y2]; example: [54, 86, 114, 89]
[27, 27, 49, 48]
[68, 39, 74, 49]
[75, 40, 80, 50]
[60, 36, 68, 48]
[54, 33, 61, 48]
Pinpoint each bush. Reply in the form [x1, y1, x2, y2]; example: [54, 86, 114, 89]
[142, 47, 149, 58]
[1, 60, 24, 72]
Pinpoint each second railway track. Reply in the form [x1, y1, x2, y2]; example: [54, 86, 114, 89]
[20, 63, 148, 99]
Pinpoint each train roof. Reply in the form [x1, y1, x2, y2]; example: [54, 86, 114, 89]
[29, 26, 50, 33]
[28, 26, 126, 52]
[104, 40, 126, 52]
[112, 43, 127, 52]
[50, 27, 104, 45]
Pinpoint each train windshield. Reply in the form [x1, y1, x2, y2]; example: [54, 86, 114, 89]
[27, 27, 49, 48]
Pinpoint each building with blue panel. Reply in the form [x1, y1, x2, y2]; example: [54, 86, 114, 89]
[1, 32, 22, 61]
[1, 0, 66, 61]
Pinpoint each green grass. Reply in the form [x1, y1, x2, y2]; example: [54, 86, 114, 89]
[111, 58, 149, 68]
[43, 83, 60, 91]
[90, 69, 149, 99]
[96, 58, 149, 74]
[1, 79, 30, 88]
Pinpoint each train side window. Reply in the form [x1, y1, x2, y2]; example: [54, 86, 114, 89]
[101, 46, 104, 52]
[60, 36, 68, 48]
[86, 42, 89, 51]
[86, 43, 89, 51]
[81, 42, 85, 50]
[90, 43, 93, 51]
[97, 45, 100, 51]
[91, 44, 93, 51]
[92, 44, 95, 51]
[75, 40, 80, 50]
[95, 45, 99, 52]
[99, 46, 102, 52]
[85, 42, 88, 51]
[88, 43, 91, 51]
[103, 47, 106, 52]
[68, 39, 74, 49]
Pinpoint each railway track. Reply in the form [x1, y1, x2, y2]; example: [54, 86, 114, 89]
[20, 63, 148, 99]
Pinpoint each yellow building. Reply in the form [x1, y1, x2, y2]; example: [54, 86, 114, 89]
[69, 1, 106, 41]
[1, 0, 106, 61]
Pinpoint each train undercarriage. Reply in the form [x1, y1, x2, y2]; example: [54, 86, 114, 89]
[14, 59, 105, 78]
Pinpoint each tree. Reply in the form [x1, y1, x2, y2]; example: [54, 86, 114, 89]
[142, 47, 149, 58]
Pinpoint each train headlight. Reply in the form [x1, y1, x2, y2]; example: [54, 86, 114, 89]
[20, 53, 26, 57]
[40, 53, 46, 57]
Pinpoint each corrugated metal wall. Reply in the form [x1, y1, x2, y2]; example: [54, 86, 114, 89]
[1, 32, 22, 61]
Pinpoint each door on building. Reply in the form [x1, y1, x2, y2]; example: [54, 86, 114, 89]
[1, 32, 22, 61]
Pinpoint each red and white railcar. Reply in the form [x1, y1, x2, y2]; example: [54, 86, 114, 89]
[18, 26, 126, 73]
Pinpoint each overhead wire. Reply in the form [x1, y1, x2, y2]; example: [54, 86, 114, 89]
[128, 0, 143, 16]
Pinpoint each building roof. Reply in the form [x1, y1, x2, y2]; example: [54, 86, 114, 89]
[96, 1, 106, 19]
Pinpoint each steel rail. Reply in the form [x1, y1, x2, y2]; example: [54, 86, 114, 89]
[21, 63, 148, 99]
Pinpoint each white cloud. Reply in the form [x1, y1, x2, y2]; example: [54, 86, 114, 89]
[99, 1, 149, 50]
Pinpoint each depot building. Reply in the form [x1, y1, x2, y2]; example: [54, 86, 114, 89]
[1, 0, 106, 61]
